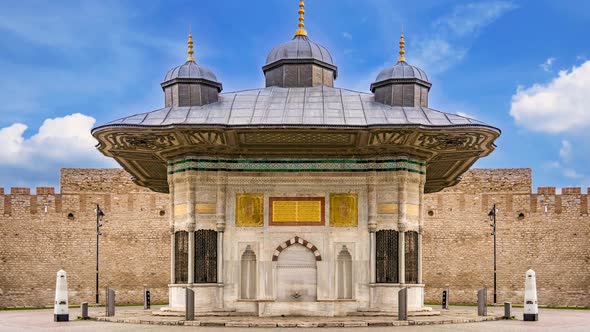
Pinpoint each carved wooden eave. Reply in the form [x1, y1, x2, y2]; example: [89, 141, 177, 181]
[91, 123, 500, 194]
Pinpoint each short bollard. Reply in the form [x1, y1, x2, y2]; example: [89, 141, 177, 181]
[504, 302, 512, 319]
[144, 289, 151, 310]
[477, 288, 487, 316]
[442, 289, 450, 310]
[106, 289, 116, 317]
[80, 302, 89, 320]
[398, 287, 408, 321]
[185, 288, 195, 321]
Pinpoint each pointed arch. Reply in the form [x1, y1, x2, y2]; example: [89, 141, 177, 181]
[272, 236, 322, 261]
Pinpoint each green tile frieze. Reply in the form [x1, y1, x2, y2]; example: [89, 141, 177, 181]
[168, 157, 425, 175]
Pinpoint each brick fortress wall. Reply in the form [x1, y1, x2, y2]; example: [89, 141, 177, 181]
[0, 168, 588, 308]
[0, 169, 170, 308]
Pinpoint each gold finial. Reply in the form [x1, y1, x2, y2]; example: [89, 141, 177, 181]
[294, 0, 308, 37]
[398, 32, 406, 62]
[187, 30, 195, 62]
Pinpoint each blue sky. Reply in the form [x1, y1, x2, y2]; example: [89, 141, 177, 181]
[0, 0, 589, 192]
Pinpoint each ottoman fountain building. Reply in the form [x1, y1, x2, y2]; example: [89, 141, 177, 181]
[92, 1, 499, 316]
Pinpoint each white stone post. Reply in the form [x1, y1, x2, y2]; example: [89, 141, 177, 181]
[53, 269, 69, 322]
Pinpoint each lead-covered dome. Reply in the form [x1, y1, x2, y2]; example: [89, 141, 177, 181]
[373, 61, 429, 86]
[162, 61, 221, 88]
[264, 35, 335, 69]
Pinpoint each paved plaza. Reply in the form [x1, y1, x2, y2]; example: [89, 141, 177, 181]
[0, 306, 589, 331]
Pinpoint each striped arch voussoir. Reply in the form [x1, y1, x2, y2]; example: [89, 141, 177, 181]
[272, 236, 322, 261]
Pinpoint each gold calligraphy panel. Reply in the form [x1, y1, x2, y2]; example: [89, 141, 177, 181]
[330, 194, 358, 227]
[196, 203, 216, 215]
[378, 203, 398, 214]
[269, 197, 325, 226]
[236, 193, 264, 227]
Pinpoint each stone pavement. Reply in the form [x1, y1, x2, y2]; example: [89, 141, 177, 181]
[1, 306, 589, 331]
[94, 305, 503, 328]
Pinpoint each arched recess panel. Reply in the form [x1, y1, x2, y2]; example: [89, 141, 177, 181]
[240, 246, 257, 299]
[336, 245, 353, 299]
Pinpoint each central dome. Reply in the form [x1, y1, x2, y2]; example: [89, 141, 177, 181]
[264, 35, 335, 70]
[262, 1, 337, 88]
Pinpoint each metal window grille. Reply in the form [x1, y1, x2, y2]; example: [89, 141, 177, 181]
[405, 231, 419, 284]
[195, 230, 217, 283]
[174, 231, 189, 284]
[376, 230, 399, 283]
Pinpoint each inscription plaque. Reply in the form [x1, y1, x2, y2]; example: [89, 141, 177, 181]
[330, 193, 358, 227]
[270, 197, 325, 226]
[236, 193, 264, 227]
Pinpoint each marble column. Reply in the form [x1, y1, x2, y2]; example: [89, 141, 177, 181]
[398, 230, 405, 284]
[187, 225, 195, 284]
[417, 227, 423, 284]
[187, 178, 196, 284]
[398, 174, 408, 284]
[216, 172, 227, 284]
[170, 227, 176, 284]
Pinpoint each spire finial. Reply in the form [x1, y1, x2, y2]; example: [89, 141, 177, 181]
[294, 0, 308, 37]
[398, 31, 406, 62]
[187, 28, 195, 62]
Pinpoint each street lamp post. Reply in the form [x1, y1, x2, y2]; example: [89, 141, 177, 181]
[488, 204, 497, 305]
[95, 205, 104, 305]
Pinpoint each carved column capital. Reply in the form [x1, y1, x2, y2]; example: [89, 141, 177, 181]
[368, 219, 378, 233]
[398, 223, 408, 233]
[186, 223, 196, 233]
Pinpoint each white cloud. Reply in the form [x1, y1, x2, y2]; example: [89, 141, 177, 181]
[342, 32, 353, 40]
[457, 111, 478, 119]
[559, 140, 572, 161]
[0, 113, 116, 170]
[412, 1, 517, 74]
[564, 168, 583, 179]
[510, 60, 590, 133]
[540, 57, 556, 72]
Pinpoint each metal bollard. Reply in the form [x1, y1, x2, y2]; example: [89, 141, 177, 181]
[477, 288, 487, 316]
[185, 288, 195, 321]
[80, 302, 89, 320]
[106, 289, 116, 317]
[398, 287, 408, 321]
[504, 302, 512, 319]
[144, 289, 151, 310]
[442, 289, 450, 310]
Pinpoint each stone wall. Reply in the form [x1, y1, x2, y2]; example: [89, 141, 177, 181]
[423, 168, 590, 307]
[1, 168, 589, 308]
[0, 169, 170, 308]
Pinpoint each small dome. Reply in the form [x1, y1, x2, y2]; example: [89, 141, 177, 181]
[163, 61, 220, 84]
[264, 35, 335, 68]
[374, 61, 429, 83]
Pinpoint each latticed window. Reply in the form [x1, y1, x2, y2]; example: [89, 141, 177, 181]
[174, 231, 189, 284]
[376, 230, 399, 283]
[405, 231, 419, 284]
[195, 230, 217, 283]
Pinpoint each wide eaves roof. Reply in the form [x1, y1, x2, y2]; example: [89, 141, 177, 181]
[100, 86, 491, 129]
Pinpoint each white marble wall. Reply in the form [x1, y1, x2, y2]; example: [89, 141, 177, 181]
[166, 170, 426, 316]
